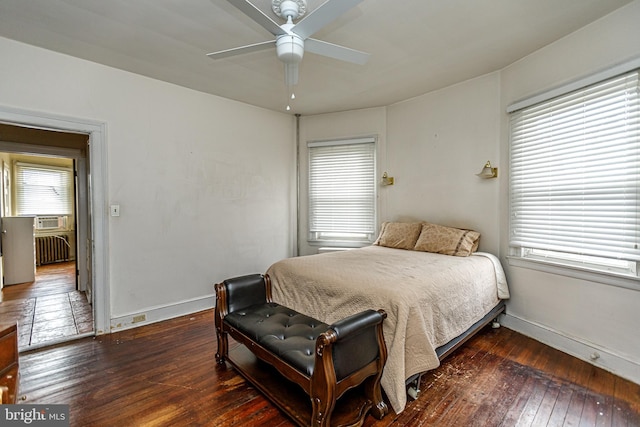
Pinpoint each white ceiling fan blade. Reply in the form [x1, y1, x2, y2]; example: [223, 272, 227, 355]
[305, 38, 369, 65]
[207, 40, 274, 59]
[226, 0, 287, 36]
[292, 0, 364, 40]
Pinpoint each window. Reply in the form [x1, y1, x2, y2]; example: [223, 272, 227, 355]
[15, 162, 74, 216]
[308, 137, 376, 244]
[508, 69, 640, 278]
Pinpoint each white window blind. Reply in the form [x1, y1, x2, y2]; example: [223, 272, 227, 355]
[308, 137, 376, 243]
[509, 70, 640, 270]
[15, 163, 73, 216]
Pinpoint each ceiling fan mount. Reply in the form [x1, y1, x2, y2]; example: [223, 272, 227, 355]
[272, 0, 307, 20]
[207, 0, 370, 88]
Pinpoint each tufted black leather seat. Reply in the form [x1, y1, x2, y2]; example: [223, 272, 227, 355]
[225, 302, 329, 376]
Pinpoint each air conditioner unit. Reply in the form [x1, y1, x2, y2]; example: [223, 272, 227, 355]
[36, 216, 66, 230]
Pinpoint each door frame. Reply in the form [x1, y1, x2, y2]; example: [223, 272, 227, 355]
[0, 105, 110, 335]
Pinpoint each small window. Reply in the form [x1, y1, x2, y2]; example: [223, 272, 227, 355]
[509, 69, 640, 278]
[15, 163, 74, 216]
[307, 137, 376, 244]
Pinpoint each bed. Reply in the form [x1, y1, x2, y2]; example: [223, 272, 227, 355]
[265, 221, 510, 414]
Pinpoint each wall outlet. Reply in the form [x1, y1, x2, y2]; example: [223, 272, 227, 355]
[132, 314, 146, 323]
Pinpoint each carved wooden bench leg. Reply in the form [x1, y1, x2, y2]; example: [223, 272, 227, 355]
[365, 315, 388, 419]
[214, 282, 229, 364]
[310, 331, 339, 426]
[310, 394, 337, 427]
[364, 375, 388, 419]
[215, 329, 228, 364]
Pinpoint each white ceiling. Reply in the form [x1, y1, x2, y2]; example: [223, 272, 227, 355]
[0, 0, 633, 115]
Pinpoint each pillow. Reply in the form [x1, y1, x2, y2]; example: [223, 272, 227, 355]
[414, 222, 480, 256]
[374, 221, 423, 250]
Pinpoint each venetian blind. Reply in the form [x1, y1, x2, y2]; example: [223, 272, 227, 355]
[15, 163, 73, 216]
[509, 69, 640, 261]
[308, 137, 376, 241]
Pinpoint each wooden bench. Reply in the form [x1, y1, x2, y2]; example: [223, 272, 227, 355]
[214, 274, 388, 427]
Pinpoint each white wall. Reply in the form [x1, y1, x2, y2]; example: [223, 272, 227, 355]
[499, 1, 640, 382]
[299, 74, 501, 255]
[298, 75, 503, 254]
[386, 73, 501, 253]
[298, 107, 387, 255]
[0, 37, 295, 330]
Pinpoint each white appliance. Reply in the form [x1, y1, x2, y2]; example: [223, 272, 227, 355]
[1, 216, 36, 285]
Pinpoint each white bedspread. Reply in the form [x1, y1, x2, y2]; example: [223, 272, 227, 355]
[266, 245, 509, 414]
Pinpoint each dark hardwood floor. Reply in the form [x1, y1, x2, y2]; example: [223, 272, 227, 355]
[14, 309, 639, 426]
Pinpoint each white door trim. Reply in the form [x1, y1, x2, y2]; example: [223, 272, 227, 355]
[0, 105, 110, 334]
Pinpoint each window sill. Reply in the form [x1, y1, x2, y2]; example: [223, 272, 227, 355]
[507, 256, 640, 292]
[307, 240, 371, 249]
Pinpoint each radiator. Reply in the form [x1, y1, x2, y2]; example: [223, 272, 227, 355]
[35, 235, 70, 266]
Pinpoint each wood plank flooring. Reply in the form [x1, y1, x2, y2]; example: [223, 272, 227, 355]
[14, 309, 640, 426]
[0, 262, 93, 349]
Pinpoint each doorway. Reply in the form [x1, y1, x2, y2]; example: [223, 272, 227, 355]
[0, 108, 109, 344]
[0, 146, 92, 349]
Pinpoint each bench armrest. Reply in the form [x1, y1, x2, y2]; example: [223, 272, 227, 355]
[324, 309, 387, 381]
[330, 309, 385, 340]
[217, 273, 272, 315]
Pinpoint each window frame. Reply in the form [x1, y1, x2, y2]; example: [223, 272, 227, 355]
[307, 136, 377, 247]
[507, 62, 640, 289]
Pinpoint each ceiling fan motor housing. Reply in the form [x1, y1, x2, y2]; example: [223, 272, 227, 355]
[276, 33, 304, 64]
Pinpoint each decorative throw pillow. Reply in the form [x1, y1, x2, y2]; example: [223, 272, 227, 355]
[414, 222, 480, 256]
[374, 221, 423, 250]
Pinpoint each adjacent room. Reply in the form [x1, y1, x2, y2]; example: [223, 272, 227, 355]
[0, 0, 638, 425]
[0, 127, 94, 350]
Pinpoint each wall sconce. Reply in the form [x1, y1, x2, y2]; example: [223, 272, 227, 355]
[381, 172, 394, 186]
[476, 161, 498, 179]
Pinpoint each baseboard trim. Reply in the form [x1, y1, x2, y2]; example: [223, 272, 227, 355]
[501, 313, 640, 386]
[110, 294, 215, 332]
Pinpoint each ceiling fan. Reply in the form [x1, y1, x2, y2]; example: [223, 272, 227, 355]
[207, 0, 370, 87]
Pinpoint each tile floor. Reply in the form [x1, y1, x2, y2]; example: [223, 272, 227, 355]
[0, 262, 93, 350]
